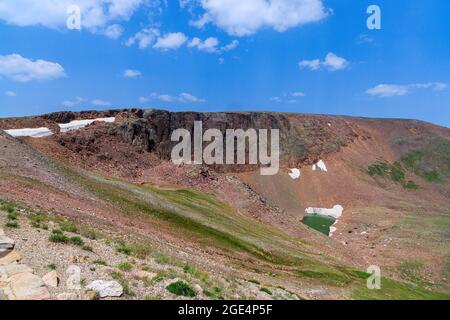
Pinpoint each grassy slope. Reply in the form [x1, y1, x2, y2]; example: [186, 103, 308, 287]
[50, 162, 449, 300]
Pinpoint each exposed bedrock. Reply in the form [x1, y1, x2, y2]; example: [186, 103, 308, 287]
[103, 110, 359, 169]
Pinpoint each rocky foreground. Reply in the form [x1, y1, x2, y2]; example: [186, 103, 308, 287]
[1, 228, 53, 300]
[0, 204, 299, 300]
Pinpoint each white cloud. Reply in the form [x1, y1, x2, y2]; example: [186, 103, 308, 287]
[104, 24, 123, 39]
[153, 32, 188, 50]
[366, 84, 408, 97]
[188, 37, 239, 53]
[0, 54, 65, 82]
[188, 37, 219, 52]
[138, 96, 149, 103]
[189, 0, 328, 36]
[323, 52, 348, 71]
[124, 69, 142, 78]
[179, 92, 205, 103]
[298, 59, 321, 71]
[126, 28, 237, 53]
[299, 52, 348, 71]
[152, 93, 175, 102]
[5, 90, 16, 97]
[62, 96, 84, 107]
[148, 92, 205, 103]
[270, 91, 305, 103]
[221, 39, 239, 51]
[126, 28, 160, 49]
[0, 0, 144, 34]
[91, 99, 112, 106]
[366, 82, 448, 98]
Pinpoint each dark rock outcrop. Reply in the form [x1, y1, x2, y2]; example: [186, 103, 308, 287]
[111, 110, 358, 169]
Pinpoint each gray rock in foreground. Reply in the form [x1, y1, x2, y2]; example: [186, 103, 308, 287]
[0, 235, 15, 254]
[8, 272, 51, 300]
[86, 280, 123, 298]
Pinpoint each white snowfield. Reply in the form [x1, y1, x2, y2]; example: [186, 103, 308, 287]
[2, 117, 116, 138]
[288, 168, 301, 179]
[58, 117, 115, 133]
[4, 127, 53, 138]
[312, 159, 328, 172]
[304, 205, 343, 219]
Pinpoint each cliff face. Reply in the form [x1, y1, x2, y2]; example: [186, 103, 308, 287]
[108, 109, 359, 168]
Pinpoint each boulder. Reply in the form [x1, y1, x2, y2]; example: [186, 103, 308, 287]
[86, 280, 123, 298]
[0, 250, 21, 265]
[0, 263, 33, 278]
[42, 270, 59, 288]
[9, 272, 51, 300]
[0, 235, 15, 254]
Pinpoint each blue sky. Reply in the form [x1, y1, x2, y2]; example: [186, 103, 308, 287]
[0, 0, 449, 127]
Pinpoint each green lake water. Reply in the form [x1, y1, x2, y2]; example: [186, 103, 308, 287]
[301, 214, 336, 236]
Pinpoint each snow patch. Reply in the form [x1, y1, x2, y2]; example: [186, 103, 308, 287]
[4, 127, 53, 138]
[315, 160, 327, 172]
[329, 226, 337, 236]
[59, 117, 115, 133]
[304, 205, 343, 219]
[288, 168, 301, 180]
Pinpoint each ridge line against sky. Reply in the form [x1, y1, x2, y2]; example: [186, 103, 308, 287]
[0, 0, 449, 127]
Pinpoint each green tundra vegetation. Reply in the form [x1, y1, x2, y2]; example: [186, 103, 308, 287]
[51, 163, 449, 300]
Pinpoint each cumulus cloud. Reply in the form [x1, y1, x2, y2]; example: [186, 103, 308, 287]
[366, 82, 448, 98]
[322, 52, 348, 71]
[221, 39, 239, 51]
[125, 28, 160, 49]
[124, 69, 142, 78]
[298, 59, 321, 71]
[189, 0, 328, 36]
[188, 37, 219, 52]
[299, 52, 348, 71]
[147, 92, 205, 103]
[366, 85, 408, 97]
[188, 37, 238, 53]
[5, 90, 16, 97]
[126, 27, 238, 53]
[298, 59, 320, 71]
[153, 32, 188, 50]
[0, 0, 144, 33]
[91, 99, 112, 106]
[179, 92, 205, 103]
[0, 54, 65, 82]
[104, 24, 123, 39]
